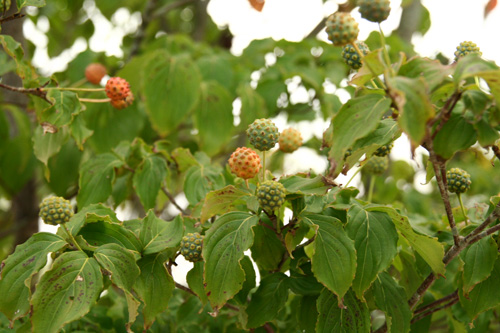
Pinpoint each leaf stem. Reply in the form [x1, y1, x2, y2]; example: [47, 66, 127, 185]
[457, 193, 468, 225]
[45, 87, 105, 92]
[345, 166, 361, 187]
[78, 98, 111, 103]
[367, 176, 375, 202]
[262, 151, 266, 182]
[378, 23, 394, 77]
[61, 223, 84, 252]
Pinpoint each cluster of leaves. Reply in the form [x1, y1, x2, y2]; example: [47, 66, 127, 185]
[1, 0, 500, 332]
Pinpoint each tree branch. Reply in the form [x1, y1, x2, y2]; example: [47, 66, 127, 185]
[413, 290, 458, 316]
[161, 186, 189, 215]
[0, 12, 25, 24]
[491, 145, 500, 162]
[0, 83, 52, 104]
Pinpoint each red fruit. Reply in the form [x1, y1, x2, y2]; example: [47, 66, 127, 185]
[85, 63, 107, 85]
[105, 77, 131, 101]
[228, 147, 261, 180]
[110, 92, 134, 110]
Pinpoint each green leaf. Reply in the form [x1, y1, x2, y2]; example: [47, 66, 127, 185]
[298, 295, 318, 333]
[372, 272, 412, 333]
[70, 114, 93, 150]
[197, 54, 234, 95]
[94, 244, 141, 329]
[250, 224, 286, 271]
[346, 206, 398, 298]
[0, 233, 66, 321]
[398, 57, 452, 91]
[41, 90, 82, 127]
[171, 147, 198, 173]
[139, 210, 184, 255]
[77, 153, 123, 209]
[280, 175, 330, 195]
[143, 53, 201, 136]
[453, 55, 498, 86]
[474, 116, 500, 146]
[301, 214, 356, 306]
[17, 0, 45, 9]
[78, 221, 142, 253]
[194, 81, 234, 156]
[316, 289, 370, 332]
[350, 49, 387, 86]
[233, 256, 256, 305]
[201, 185, 252, 223]
[433, 112, 477, 159]
[135, 252, 174, 329]
[64, 203, 120, 236]
[31, 252, 103, 333]
[387, 76, 435, 145]
[184, 164, 225, 206]
[461, 236, 498, 297]
[459, 257, 500, 321]
[0, 35, 31, 79]
[186, 261, 208, 305]
[352, 118, 401, 151]
[203, 212, 259, 309]
[327, 94, 391, 175]
[133, 155, 167, 211]
[32, 125, 68, 173]
[368, 206, 445, 275]
[246, 273, 289, 329]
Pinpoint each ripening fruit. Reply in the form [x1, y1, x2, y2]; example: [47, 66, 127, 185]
[325, 12, 359, 47]
[110, 91, 134, 109]
[279, 128, 303, 153]
[257, 180, 286, 213]
[373, 142, 393, 157]
[39, 196, 74, 225]
[363, 156, 389, 175]
[454, 41, 482, 62]
[180, 232, 204, 262]
[246, 118, 280, 151]
[105, 77, 131, 101]
[342, 41, 370, 70]
[85, 63, 107, 85]
[358, 0, 391, 23]
[446, 168, 471, 194]
[228, 147, 262, 179]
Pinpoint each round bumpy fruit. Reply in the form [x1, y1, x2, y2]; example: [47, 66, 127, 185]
[342, 41, 370, 70]
[279, 128, 303, 153]
[180, 232, 204, 262]
[246, 118, 280, 151]
[257, 180, 286, 213]
[446, 168, 471, 194]
[105, 77, 131, 101]
[228, 147, 261, 179]
[85, 63, 107, 85]
[454, 41, 482, 62]
[373, 142, 393, 157]
[110, 92, 134, 110]
[363, 156, 389, 175]
[39, 196, 74, 225]
[325, 12, 359, 47]
[358, 0, 391, 23]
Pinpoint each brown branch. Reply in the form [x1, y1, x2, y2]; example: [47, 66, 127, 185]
[491, 145, 500, 162]
[412, 296, 459, 324]
[0, 83, 52, 104]
[430, 91, 462, 139]
[161, 186, 189, 215]
[306, 17, 326, 39]
[306, 1, 356, 39]
[414, 290, 458, 316]
[0, 12, 25, 24]
[464, 201, 500, 243]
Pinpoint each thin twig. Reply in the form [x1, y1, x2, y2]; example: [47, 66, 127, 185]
[413, 290, 458, 316]
[430, 91, 462, 139]
[0, 12, 25, 24]
[161, 186, 189, 215]
[464, 201, 500, 243]
[411, 296, 459, 324]
[0, 83, 52, 104]
[491, 145, 500, 162]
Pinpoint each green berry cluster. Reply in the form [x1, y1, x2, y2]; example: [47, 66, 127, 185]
[373, 142, 393, 157]
[246, 118, 280, 151]
[180, 232, 204, 262]
[454, 41, 482, 62]
[364, 156, 389, 175]
[257, 181, 286, 213]
[325, 12, 359, 47]
[39, 196, 74, 225]
[358, 0, 391, 23]
[342, 41, 370, 70]
[446, 168, 471, 194]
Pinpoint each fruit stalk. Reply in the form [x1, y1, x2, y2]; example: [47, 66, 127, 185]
[61, 223, 84, 252]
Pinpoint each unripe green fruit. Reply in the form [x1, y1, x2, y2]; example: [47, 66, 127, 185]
[180, 232, 204, 262]
[246, 118, 280, 151]
[454, 41, 482, 62]
[325, 12, 359, 47]
[279, 128, 303, 153]
[342, 41, 370, 70]
[257, 180, 286, 213]
[228, 147, 261, 179]
[39, 196, 74, 225]
[373, 142, 393, 157]
[363, 156, 389, 175]
[446, 168, 471, 194]
[358, 0, 391, 23]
